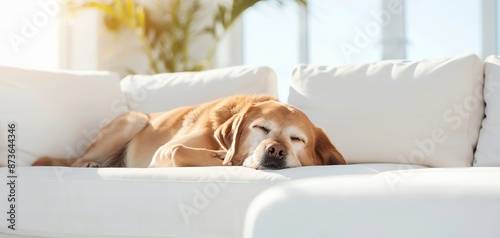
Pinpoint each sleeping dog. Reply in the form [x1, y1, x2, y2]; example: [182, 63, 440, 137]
[33, 95, 345, 169]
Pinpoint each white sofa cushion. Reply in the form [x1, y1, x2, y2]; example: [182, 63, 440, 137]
[0, 66, 125, 166]
[244, 168, 500, 238]
[121, 66, 278, 113]
[289, 54, 484, 167]
[475, 55, 500, 166]
[0, 164, 425, 238]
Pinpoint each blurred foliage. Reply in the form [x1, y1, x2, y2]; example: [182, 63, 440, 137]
[71, 0, 307, 73]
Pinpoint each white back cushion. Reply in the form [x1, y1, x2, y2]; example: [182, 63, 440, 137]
[121, 66, 278, 113]
[475, 55, 500, 166]
[289, 54, 484, 167]
[0, 66, 125, 166]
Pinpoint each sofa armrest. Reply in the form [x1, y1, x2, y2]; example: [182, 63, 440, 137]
[244, 168, 500, 238]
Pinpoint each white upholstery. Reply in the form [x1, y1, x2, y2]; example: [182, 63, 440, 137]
[0, 164, 425, 238]
[121, 66, 278, 113]
[289, 54, 484, 167]
[0, 66, 124, 166]
[475, 55, 500, 166]
[244, 168, 500, 238]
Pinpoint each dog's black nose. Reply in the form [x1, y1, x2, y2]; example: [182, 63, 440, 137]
[259, 142, 288, 169]
[267, 142, 287, 158]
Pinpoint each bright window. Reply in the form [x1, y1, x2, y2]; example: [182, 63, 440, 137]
[498, 0, 500, 52]
[242, 2, 301, 100]
[242, 0, 496, 101]
[405, 0, 482, 60]
[308, 0, 383, 65]
[0, 1, 61, 69]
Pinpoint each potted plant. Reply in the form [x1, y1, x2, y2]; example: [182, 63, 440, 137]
[71, 0, 307, 74]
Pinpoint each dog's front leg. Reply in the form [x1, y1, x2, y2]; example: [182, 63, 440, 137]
[149, 145, 229, 168]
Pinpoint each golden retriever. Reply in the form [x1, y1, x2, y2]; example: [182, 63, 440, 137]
[32, 95, 345, 169]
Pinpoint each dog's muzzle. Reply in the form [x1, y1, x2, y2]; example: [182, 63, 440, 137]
[258, 142, 288, 170]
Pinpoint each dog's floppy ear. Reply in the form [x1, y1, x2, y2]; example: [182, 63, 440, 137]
[314, 128, 346, 165]
[214, 111, 247, 166]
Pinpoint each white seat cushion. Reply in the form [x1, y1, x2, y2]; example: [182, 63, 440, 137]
[289, 53, 484, 167]
[121, 66, 278, 113]
[244, 168, 500, 238]
[475, 55, 500, 166]
[0, 66, 124, 166]
[0, 164, 425, 238]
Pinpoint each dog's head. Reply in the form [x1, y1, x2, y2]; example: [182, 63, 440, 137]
[215, 101, 346, 169]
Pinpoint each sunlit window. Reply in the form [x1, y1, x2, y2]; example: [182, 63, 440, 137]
[242, 2, 301, 100]
[0, 0, 498, 79]
[308, 0, 383, 65]
[498, 1, 500, 52]
[405, 0, 482, 60]
[242, 0, 497, 101]
[0, 1, 61, 69]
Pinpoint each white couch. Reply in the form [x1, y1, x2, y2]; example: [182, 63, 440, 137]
[1, 53, 499, 238]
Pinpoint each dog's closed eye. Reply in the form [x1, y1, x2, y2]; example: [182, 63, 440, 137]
[253, 125, 270, 134]
[290, 136, 304, 143]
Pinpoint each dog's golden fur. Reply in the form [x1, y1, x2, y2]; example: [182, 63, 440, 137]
[33, 95, 345, 169]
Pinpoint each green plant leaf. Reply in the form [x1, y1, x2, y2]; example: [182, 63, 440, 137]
[83, 2, 117, 19]
[125, 0, 136, 28]
[76, 0, 308, 73]
[136, 5, 145, 31]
